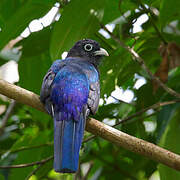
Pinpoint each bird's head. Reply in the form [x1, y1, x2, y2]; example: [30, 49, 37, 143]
[67, 39, 109, 66]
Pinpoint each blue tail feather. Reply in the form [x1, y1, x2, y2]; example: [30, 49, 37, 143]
[54, 112, 85, 173]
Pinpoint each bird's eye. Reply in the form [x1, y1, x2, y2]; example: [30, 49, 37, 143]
[84, 44, 93, 51]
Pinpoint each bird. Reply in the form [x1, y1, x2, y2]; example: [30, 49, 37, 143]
[40, 39, 109, 173]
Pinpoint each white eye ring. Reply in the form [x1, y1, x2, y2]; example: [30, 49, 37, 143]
[84, 44, 93, 51]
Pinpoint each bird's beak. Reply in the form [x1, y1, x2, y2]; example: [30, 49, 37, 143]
[94, 48, 109, 56]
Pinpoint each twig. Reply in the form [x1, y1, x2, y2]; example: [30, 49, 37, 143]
[143, 111, 158, 119]
[0, 155, 53, 168]
[0, 100, 16, 135]
[114, 99, 180, 126]
[0, 143, 53, 156]
[101, 24, 180, 99]
[149, 16, 167, 44]
[0, 79, 180, 171]
[83, 134, 96, 143]
[12, 143, 52, 153]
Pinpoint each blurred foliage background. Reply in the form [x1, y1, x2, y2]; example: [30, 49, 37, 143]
[0, 0, 180, 179]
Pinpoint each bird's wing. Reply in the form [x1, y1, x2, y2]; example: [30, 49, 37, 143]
[40, 60, 66, 115]
[87, 80, 100, 115]
[40, 69, 55, 103]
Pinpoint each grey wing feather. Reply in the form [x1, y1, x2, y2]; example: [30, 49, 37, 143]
[87, 81, 100, 115]
[40, 69, 55, 103]
[40, 69, 56, 115]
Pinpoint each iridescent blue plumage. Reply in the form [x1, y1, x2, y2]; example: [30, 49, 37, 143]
[40, 39, 108, 173]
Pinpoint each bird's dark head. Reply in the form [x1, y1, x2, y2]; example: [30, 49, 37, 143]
[67, 39, 109, 66]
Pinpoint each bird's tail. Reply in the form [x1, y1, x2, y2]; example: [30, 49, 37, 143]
[54, 112, 85, 173]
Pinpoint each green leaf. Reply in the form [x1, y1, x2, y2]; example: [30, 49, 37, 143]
[160, 0, 180, 27]
[100, 48, 132, 97]
[0, 0, 55, 50]
[18, 51, 51, 94]
[50, 0, 105, 60]
[167, 67, 180, 92]
[18, 51, 52, 126]
[158, 110, 180, 179]
[135, 33, 161, 72]
[102, 0, 120, 24]
[135, 82, 165, 112]
[0, 0, 25, 27]
[18, 26, 52, 57]
[156, 104, 180, 143]
[117, 60, 139, 89]
[118, 0, 137, 15]
[0, 0, 25, 18]
[9, 131, 52, 180]
[0, 174, 4, 180]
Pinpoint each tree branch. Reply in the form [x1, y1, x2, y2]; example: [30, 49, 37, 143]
[0, 79, 180, 171]
[83, 99, 180, 144]
[0, 79, 45, 113]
